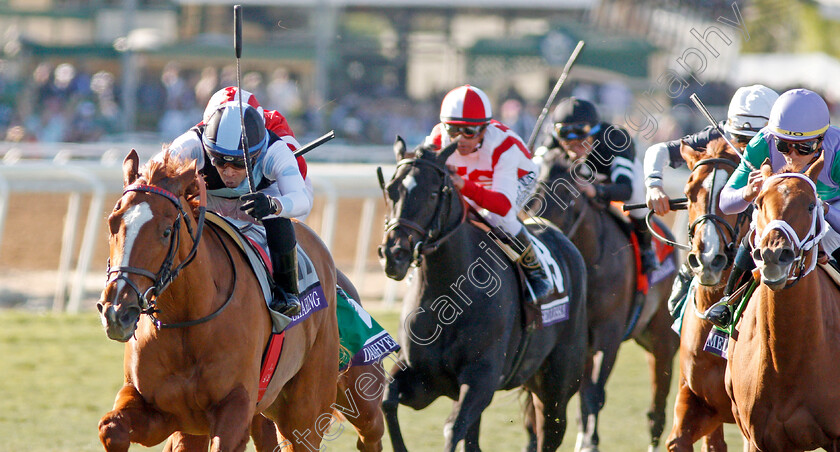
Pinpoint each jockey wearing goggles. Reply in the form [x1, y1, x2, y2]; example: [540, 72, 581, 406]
[425, 84, 552, 301]
[167, 87, 312, 317]
[712, 88, 840, 327]
[536, 97, 659, 276]
[643, 84, 779, 319]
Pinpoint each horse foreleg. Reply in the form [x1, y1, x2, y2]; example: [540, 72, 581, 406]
[382, 361, 439, 452]
[208, 385, 252, 452]
[700, 426, 726, 452]
[162, 432, 210, 452]
[578, 340, 621, 452]
[666, 379, 725, 452]
[643, 306, 678, 451]
[442, 366, 497, 452]
[338, 363, 386, 452]
[99, 384, 177, 451]
[522, 393, 538, 452]
[250, 414, 279, 452]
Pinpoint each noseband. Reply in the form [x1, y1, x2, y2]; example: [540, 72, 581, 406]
[381, 157, 464, 266]
[750, 173, 827, 285]
[106, 182, 218, 329]
[686, 158, 750, 267]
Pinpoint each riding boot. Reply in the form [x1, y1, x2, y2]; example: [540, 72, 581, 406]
[708, 242, 754, 328]
[630, 217, 659, 274]
[514, 229, 553, 301]
[667, 262, 693, 319]
[264, 217, 301, 317]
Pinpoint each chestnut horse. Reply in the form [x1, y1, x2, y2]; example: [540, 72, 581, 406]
[531, 149, 679, 451]
[666, 138, 749, 451]
[97, 150, 339, 451]
[163, 270, 388, 452]
[726, 157, 840, 451]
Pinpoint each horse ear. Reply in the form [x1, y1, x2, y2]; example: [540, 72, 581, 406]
[760, 157, 773, 178]
[123, 149, 139, 187]
[679, 140, 704, 170]
[173, 159, 198, 194]
[394, 136, 407, 162]
[804, 152, 825, 183]
[437, 141, 458, 165]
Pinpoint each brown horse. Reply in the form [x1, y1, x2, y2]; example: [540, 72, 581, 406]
[97, 150, 339, 451]
[163, 270, 388, 452]
[666, 138, 749, 451]
[532, 150, 679, 451]
[726, 156, 840, 451]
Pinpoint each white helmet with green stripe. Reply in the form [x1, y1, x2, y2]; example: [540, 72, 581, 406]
[768, 88, 830, 140]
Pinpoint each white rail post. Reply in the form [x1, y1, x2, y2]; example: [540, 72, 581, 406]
[53, 192, 81, 312]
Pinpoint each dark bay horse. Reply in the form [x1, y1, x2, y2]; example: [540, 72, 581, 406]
[97, 150, 339, 451]
[378, 140, 588, 451]
[163, 269, 388, 452]
[667, 138, 749, 451]
[531, 149, 679, 451]
[726, 157, 840, 451]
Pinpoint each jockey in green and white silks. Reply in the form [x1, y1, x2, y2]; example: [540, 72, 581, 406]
[712, 88, 840, 327]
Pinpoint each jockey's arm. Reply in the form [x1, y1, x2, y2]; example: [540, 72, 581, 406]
[166, 131, 205, 167]
[260, 141, 312, 219]
[458, 151, 520, 217]
[720, 133, 770, 215]
[593, 146, 635, 203]
[643, 142, 671, 191]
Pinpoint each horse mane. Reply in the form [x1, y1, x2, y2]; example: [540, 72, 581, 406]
[140, 146, 202, 216]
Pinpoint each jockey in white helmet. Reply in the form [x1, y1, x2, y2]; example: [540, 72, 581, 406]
[643, 84, 779, 318]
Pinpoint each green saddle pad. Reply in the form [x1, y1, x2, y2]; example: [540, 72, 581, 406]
[336, 287, 399, 370]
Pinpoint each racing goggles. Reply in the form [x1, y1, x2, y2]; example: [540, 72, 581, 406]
[444, 123, 485, 138]
[209, 153, 248, 169]
[730, 133, 753, 145]
[555, 123, 592, 140]
[774, 136, 822, 156]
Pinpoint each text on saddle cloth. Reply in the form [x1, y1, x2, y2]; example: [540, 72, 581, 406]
[204, 212, 325, 333]
[487, 224, 570, 327]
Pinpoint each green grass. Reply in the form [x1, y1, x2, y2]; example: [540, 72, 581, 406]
[0, 309, 745, 451]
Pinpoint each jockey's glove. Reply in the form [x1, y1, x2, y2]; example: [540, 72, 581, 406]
[240, 192, 280, 220]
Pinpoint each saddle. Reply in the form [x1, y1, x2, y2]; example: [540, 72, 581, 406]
[467, 211, 570, 330]
[605, 203, 677, 338]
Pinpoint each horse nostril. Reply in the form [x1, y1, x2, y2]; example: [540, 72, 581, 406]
[687, 253, 701, 270]
[119, 306, 140, 327]
[96, 302, 104, 314]
[711, 254, 727, 271]
[779, 248, 795, 265]
[377, 245, 386, 259]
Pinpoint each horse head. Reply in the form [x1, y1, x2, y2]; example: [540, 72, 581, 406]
[681, 138, 744, 285]
[378, 137, 459, 280]
[97, 149, 200, 341]
[751, 154, 826, 290]
[528, 148, 595, 235]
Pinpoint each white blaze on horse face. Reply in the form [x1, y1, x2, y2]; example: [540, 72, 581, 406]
[402, 174, 417, 193]
[115, 202, 154, 293]
[699, 169, 728, 265]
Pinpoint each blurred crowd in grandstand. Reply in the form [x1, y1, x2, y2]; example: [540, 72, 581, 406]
[1, 58, 832, 149]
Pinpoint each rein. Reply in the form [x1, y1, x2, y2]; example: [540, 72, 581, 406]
[107, 178, 235, 329]
[382, 156, 466, 266]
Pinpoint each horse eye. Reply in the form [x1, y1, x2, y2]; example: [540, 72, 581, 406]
[808, 203, 816, 213]
[163, 228, 172, 238]
[113, 201, 121, 212]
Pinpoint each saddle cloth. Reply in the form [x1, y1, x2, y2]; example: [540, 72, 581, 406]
[476, 216, 571, 329]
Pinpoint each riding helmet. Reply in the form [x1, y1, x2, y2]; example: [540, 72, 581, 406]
[724, 84, 779, 137]
[439, 85, 493, 125]
[202, 86, 264, 125]
[202, 103, 268, 161]
[768, 88, 830, 141]
[551, 97, 599, 126]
